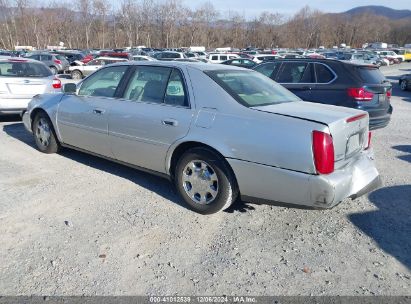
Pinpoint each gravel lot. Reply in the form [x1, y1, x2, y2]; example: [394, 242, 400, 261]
[0, 64, 410, 296]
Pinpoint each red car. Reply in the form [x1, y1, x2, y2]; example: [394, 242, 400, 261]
[81, 54, 96, 64]
[98, 51, 132, 60]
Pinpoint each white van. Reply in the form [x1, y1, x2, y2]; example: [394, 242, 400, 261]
[208, 53, 240, 63]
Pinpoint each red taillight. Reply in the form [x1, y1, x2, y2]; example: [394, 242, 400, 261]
[386, 89, 391, 101]
[52, 78, 61, 89]
[365, 132, 372, 150]
[347, 87, 374, 101]
[54, 59, 62, 64]
[312, 131, 334, 175]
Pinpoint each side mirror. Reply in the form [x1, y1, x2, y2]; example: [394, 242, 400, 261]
[63, 83, 77, 94]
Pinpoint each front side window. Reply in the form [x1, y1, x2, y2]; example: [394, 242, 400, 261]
[253, 62, 279, 78]
[205, 70, 301, 107]
[78, 65, 128, 97]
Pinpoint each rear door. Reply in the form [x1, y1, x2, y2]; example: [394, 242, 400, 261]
[108, 65, 194, 173]
[57, 65, 129, 157]
[275, 61, 315, 101]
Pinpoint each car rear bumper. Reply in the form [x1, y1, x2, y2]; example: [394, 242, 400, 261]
[228, 149, 380, 208]
[22, 111, 32, 132]
[0, 98, 31, 114]
[368, 105, 393, 130]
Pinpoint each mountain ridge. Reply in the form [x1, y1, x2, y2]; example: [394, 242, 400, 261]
[341, 5, 411, 20]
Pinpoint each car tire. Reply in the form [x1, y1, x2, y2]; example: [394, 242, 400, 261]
[71, 70, 83, 80]
[49, 66, 58, 75]
[32, 112, 60, 154]
[400, 80, 408, 91]
[175, 147, 238, 214]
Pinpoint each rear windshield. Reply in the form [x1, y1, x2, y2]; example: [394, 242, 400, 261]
[0, 61, 52, 77]
[357, 67, 386, 84]
[205, 70, 301, 107]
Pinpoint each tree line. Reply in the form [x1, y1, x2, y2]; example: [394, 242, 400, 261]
[0, 0, 410, 50]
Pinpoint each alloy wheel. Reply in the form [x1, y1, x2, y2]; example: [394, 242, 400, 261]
[181, 160, 219, 205]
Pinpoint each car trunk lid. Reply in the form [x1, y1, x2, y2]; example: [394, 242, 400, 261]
[1, 77, 50, 98]
[251, 101, 369, 166]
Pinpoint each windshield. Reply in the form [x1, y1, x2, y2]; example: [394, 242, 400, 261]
[0, 61, 52, 77]
[205, 70, 301, 107]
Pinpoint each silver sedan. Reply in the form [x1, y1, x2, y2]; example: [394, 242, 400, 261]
[23, 61, 380, 214]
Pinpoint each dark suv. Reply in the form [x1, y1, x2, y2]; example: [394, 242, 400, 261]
[253, 59, 393, 129]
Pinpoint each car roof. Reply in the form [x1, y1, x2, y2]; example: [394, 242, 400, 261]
[95, 56, 128, 61]
[256, 58, 378, 68]
[109, 60, 247, 71]
[0, 57, 42, 63]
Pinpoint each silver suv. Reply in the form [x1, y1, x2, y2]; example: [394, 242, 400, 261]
[25, 53, 69, 75]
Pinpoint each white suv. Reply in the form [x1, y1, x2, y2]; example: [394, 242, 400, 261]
[208, 53, 240, 63]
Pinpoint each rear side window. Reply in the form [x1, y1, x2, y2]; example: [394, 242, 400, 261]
[124, 67, 188, 107]
[165, 69, 188, 107]
[0, 61, 52, 77]
[315, 64, 335, 83]
[211, 55, 218, 60]
[357, 67, 386, 84]
[220, 56, 228, 61]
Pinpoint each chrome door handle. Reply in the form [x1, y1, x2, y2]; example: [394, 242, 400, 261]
[162, 119, 178, 126]
[93, 109, 105, 115]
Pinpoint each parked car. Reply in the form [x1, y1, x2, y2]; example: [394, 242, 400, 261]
[220, 58, 256, 69]
[52, 51, 86, 64]
[22, 61, 379, 214]
[376, 50, 404, 63]
[253, 54, 282, 64]
[193, 51, 208, 58]
[99, 51, 132, 60]
[154, 51, 187, 61]
[132, 55, 157, 61]
[25, 52, 70, 74]
[399, 74, 411, 91]
[184, 52, 198, 58]
[341, 53, 380, 66]
[68, 57, 128, 80]
[208, 53, 240, 63]
[0, 51, 14, 57]
[253, 59, 393, 130]
[0, 58, 61, 114]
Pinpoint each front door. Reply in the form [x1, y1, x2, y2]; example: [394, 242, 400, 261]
[57, 65, 129, 157]
[109, 66, 194, 173]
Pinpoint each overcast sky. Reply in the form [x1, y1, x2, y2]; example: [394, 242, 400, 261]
[182, 0, 410, 18]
